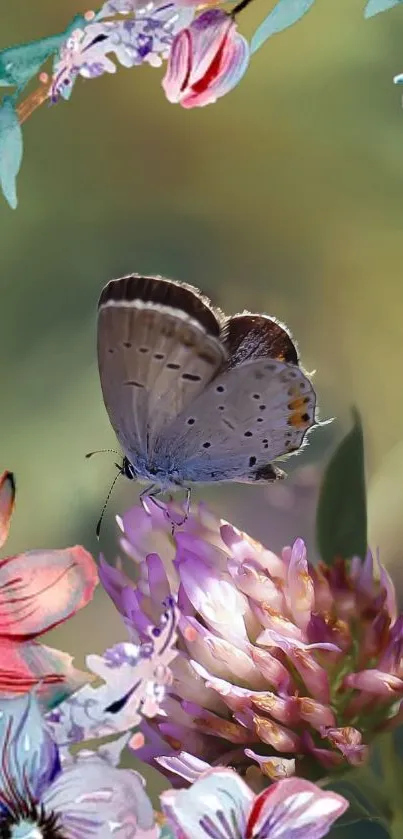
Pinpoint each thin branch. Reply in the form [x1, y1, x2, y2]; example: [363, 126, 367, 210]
[16, 79, 51, 126]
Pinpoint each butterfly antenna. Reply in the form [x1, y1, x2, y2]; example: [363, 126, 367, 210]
[96, 470, 122, 539]
[86, 449, 119, 459]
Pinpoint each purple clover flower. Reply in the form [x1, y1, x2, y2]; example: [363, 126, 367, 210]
[100, 495, 403, 788]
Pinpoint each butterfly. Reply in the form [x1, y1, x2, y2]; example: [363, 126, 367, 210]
[95, 273, 317, 516]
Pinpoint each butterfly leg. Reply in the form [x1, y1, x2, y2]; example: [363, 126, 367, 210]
[140, 484, 162, 514]
[170, 486, 191, 533]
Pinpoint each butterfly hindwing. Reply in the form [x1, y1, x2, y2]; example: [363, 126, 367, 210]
[154, 357, 316, 483]
[220, 313, 299, 369]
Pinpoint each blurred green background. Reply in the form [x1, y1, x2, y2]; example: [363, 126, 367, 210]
[1, 0, 403, 815]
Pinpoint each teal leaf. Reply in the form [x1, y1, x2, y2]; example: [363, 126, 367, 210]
[316, 408, 367, 565]
[0, 37, 64, 89]
[0, 13, 89, 90]
[0, 97, 23, 209]
[324, 776, 391, 837]
[364, 0, 403, 18]
[250, 0, 317, 55]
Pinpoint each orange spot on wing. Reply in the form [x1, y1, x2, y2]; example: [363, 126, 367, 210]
[288, 397, 307, 410]
[288, 412, 311, 428]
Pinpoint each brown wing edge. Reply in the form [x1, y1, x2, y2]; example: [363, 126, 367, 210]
[98, 274, 224, 338]
[220, 313, 299, 370]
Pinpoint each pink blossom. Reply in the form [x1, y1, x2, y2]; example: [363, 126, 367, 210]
[100, 496, 403, 785]
[162, 9, 249, 108]
[0, 471, 98, 703]
[160, 768, 348, 839]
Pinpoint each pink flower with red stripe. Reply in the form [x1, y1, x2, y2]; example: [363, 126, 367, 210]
[161, 768, 348, 839]
[0, 470, 97, 705]
[162, 9, 249, 108]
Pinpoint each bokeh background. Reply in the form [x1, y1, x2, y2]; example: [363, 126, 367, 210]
[1, 0, 403, 821]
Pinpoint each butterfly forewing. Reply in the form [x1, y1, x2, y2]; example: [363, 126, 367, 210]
[154, 357, 316, 483]
[97, 275, 227, 465]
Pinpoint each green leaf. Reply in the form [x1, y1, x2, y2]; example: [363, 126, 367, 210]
[250, 0, 317, 55]
[364, 0, 403, 18]
[0, 13, 89, 90]
[324, 777, 391, 837]
[0, 97, 23, 209]
[316, 408, 367, 565]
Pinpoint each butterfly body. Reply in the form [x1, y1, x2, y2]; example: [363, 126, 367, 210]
[97, 274, 317, 493]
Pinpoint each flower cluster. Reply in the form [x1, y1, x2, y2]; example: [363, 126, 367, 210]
[99, 494, 403, 788]
[50, 2, 249, 111]
[0, 465, 348, 839]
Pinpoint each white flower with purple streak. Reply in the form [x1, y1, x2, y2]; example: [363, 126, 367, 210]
[160, 768, 348, 839]
[0, 693, 159, 838]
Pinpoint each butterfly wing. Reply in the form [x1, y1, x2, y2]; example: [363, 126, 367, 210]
[220, 312, 299, 368]
[97, 275, 227, 467]
[154, 357, 316, 483]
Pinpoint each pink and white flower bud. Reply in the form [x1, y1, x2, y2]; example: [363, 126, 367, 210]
[162, 9, 249, 108]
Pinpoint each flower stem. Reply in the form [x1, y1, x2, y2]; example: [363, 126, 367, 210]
[231, 0, 255, 16]
[378, 732, 403, 836]
[16, 80, 51, 126]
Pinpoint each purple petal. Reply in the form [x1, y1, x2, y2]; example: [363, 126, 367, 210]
[0, 693, 60, 807]
[43, 753, 157, 838]
[245, 777, 348, 839]
[182, 27, 249, 108]
[162, 27, 191, 102]
[161, 767, 253, 839]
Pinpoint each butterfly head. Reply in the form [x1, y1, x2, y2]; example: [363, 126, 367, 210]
[120, 457, 137, 481]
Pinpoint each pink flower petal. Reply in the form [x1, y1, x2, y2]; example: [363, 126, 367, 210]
[161, 767, 253, 839]
[301, 731, 344, 770]
[0, 471, 15, 550]
[286, 539, 314, 632]
[253, 714, 301, 753]
[156, 751, 211, 783]
[0, 546, 97, 639]
[163, 10, 249, 109]
[323, 726, 368, 767]
[177, 554, 249, 645]
[162, 28, 192, 103]
[180, 28, 249, 108]
[98, 555, 128, 615]
[244, 750, 296, 780]
[245, 777, 348, 839]
[249, 646, 293, 693]
[0, 636, 90, 703]
[186, 10, 233, 89]
[343, 669, 403, 696]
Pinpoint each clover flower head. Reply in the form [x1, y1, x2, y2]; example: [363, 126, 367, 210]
[100, 495, 403, 787]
